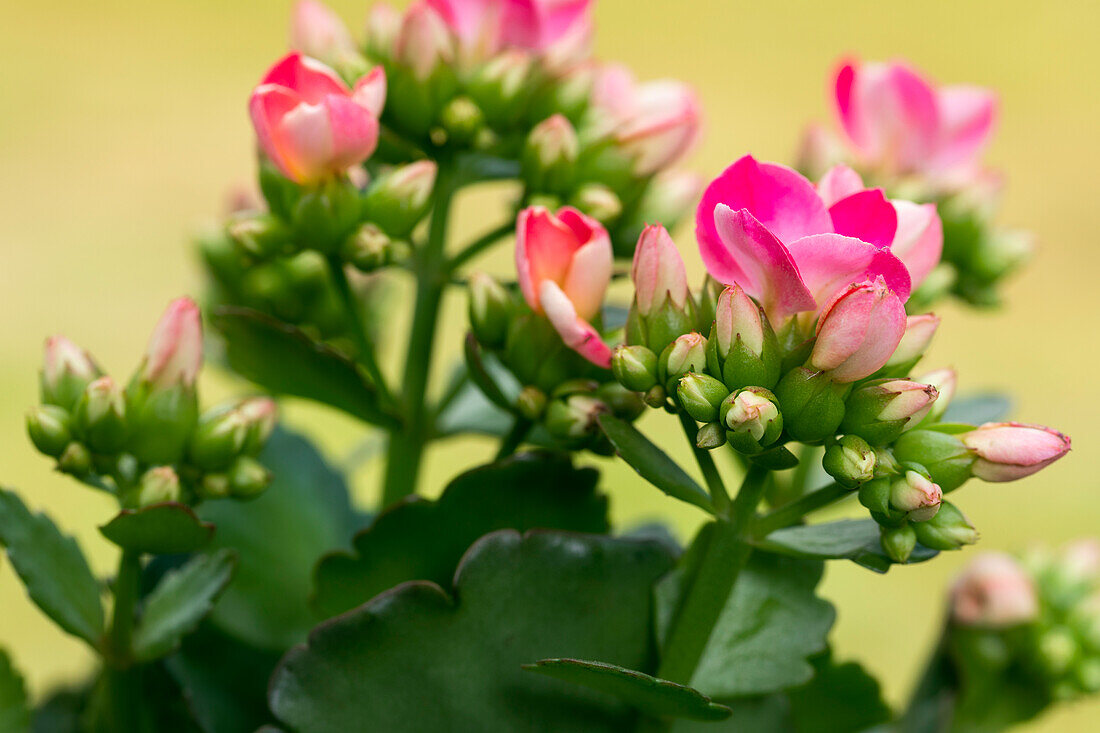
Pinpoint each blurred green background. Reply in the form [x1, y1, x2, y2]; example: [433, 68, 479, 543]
[2, 0, 1096, 728]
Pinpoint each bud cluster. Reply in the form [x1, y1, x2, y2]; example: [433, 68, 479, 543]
[27, 298, 276, 508]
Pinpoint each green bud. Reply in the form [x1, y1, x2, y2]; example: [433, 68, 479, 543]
[515, 386, 547, 420]
[1036, 628, 1078, 678]
[341, 223, 394, 272]
[126, 383, 198, 466]
[658, 332, 707, 390]
[229, 456, 272, 500]
[438, 96, 484, 146]
[708, 284, 782, 391]
[611, 345, 659, 393]
[292, 177, 361, 253]
[57, 442, 93, 476]
[466, 50, 533, 126]
[971, 229, 1033, 283]
[695, 276, 722, 334]
[41, 336, 102, 411]
[361, 160, 437, 238]
[858, 477, 903, 524]
[73, 377, 128, 453]
[26, 405, 72, 458]
[823, 435, 876, 488]
[881, 523, 917, 563]
[468, 273, 514, 349]
[773, 367, 846, 443]
[595, 382, 645, 421]
[544, 395, 605, 444]
[1076, 659, 1100, 693]
[696, 422, 726, 450]
[189, 404, 249, 471]
[677, 373, 729, 423]
[912, 501, 978, 550]
[644, 385, 668, 409]
[136, 466, 182, 507]
[891, 429, 976, 492]
[226, 212, 292, 260]
[720, 387, 783, 455]
[238, 397, 277, 455]
[570, 184, 622, 223]
[522, 115, 578, 193]
[198, 472, 231, 500]
[839, 378, 939, 445]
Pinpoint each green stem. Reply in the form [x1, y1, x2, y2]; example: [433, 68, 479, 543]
[495, 416, 533, 461]
[326, 254, 394, 409]
[381, 159, 459, 505]
[447, 220, 514, 273]
[676, 411, 730, 514]
[656, 464, 770, 685]
[752, 481, 850, 537]
[106, 550, 140, 666]
[99, 550, 144, 732]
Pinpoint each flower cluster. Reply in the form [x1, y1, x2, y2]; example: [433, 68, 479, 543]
[26, 298, 276, 507]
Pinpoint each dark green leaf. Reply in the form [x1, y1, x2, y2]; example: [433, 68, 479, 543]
[99, 503, 214, 556]
[132, 550, 237, 662]
[0, 648, 29, 733]
[0, 488, 104, 646]
[787, 651, 892, 733]
[31, 686, 90, 733]
[656, 539, 835, 698]
[312, 451, 609, 618]
[942, 393, 1012, 425]
[210, 306, 397, 427]
[270, 530, 675, 732]
[671, 696, 791, 732]
[524, 659, 731, 722]
[597, 415, 714, 513]
[754, 519, 938, 573]
[201, 428, 363, 651]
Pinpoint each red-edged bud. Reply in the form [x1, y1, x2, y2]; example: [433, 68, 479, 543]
[468, 272, 515, 349]
[625, 225, 695, 355]
[889, 469, 943, 522]
[951, 552, 1039, 627]
[773, 367, 847, 443]
[881, 523, 918, 563]
[136, 466, 182, 507]
[912, 501, 978, 551]
[73, 376, 129, 453]
[721, 387, 782, 455]
[840, 378, 938, 445]
[361, 160, 437, 237]
[677, 373, 729, 424]
[810, 278, 907, 383]
[884, 314, 940, 371]
[892, 429, 976, 492]
[611, 345, 659, 393]
[658, 332, 706, 389]
[823, 434, 876, 488]
[394, 2, 454, 81]
[960, 422, 1071, 482]
[707, 284, 781, 391]
[366, 3, 402, 59]
[41, 336, 102, 411]
[138, 298, 203, 391]
[290, 0, 366, 77]
[26, 405, 73, 458]
[522, 114, 579, 193]
[917, 367, 957, 424]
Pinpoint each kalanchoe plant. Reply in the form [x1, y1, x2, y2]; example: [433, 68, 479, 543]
[0, 2, 1085, 732]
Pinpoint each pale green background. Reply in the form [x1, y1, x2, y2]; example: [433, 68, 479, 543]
[1, 0, 1096, 729]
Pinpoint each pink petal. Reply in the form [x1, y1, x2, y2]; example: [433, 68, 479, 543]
[631, 224, 689, 314]
[827, 189, 898, 248]
[562, 235, 612, 320]
[261, 52, 349, 104]
[515, 206, 606, 314]
[615, 80, 701, 175]
[710, 205, 816, 319]
[352, 66, 387, 117]
[829, 290, 906, 382]
[786, 233, 912, 307]
[500, 0, 591, 50]
[427, 0, 496, 45]
[891, 201, 943, 288]
[833, 61, 860, 148]
[931, 85, 997, 171]
[817, 165, 865, 207]
[322, 94, 380, 170]
[276, 101, 336, 183]
[865, 62, 940, 170]
[539, 280, 612, 367]
[249, 84, 304, 181]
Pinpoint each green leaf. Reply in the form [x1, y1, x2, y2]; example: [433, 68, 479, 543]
[132, 550, 237, 662]
[270, 530, 676, 732]
[754, 519, 938, 573]
[656, 533, 835, 698]
[787, 651, 892, 733]
[0, 648, 29, 733]
[462, 333, 518, 414]
[210, 306, 398, 428]
[523, 659, 731, 722]
[942, 393, 1012, 425]
[0, 488, 104, 646]
[99, 503, 214, 555]
[596, 415, 714, 513]
[201, 428, 363, 650]
[312, 451, 609, 618]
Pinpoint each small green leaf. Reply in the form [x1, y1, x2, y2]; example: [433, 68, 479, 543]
[524, 659, 731, 722]
[0, 488, 104, 646]
[462, 333, 519, 414]
[753, 518, 938, 573]
[132, 550, 237, 662]
[211, 306, 398, 428]
[99, 503, 214, 555]
[312, 451, 609, 618]
[942, 393, 1012, 425]
[787, 651, 892, 733]
[596, 415, 714, 513]
[0, 648, 29, 733]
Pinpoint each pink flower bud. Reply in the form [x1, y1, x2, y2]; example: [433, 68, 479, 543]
[41, 336, 101, 409]
[890, 470, 942, 522]
[249, 53, 386, 184]
[395, 3, 455, 81]
[715, 284, 764, 359]
[366, 3, 403, 57]
[238, 396, 279, 453]
[290, 0, 358, 70]
[429, 0, 593, 61]
[810, 278, 907, 383]
[918, 367, 957, 422]
[886, 314, 940, 368]
[960, 422, 1071, 482]
[631, 225, 689, 317]
[663, 332, 707, 380]
[876, 379, 939, 426]
[516, 206, 612, 367]
[141, 297, 204, 390]
[951, 552, 1038, 627]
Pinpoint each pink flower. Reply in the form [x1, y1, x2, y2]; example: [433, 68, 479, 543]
[631, 224, 689, 317]
[290, 0, 358, 70]
[249, 53, 386, 184]
[516, 206, 612, 367]
[697, 155, 912, 321]
[809, 278, 907, 383]
[427, 0, 592, 60]
[142, 297, 204, 389]
[952, 552, 1038, 627]
[591, 64, 701, 176]
[834, 58, 997, 180]
[960, 422, 1071, 482]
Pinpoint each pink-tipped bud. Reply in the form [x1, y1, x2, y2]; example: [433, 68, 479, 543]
[886, 313, 940, 368]
[291, 0, 359, 70]
[631, 225, 689, 317]
[889, 469, 943, 522]
[661, 332, 707, 384]
[877, 379, 939, 424]
[238, 397, 278, 454]
[841, 378, 939, 445]
[141, 297, 204, 390]
[951, 552, 1039, 627]
[41, 336, 101, 411]
[715, 284, 764, 359]
[917, 367, 957, 423]
[366, 3, 402, 57]
[960, 422, 1071, 482]
[395, 3, 454, 81]
[810, 277, 907, 383]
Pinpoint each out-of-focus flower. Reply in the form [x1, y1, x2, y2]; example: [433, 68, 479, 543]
[249, 53, 386, 184]
[515, 206, 612, 367]
[952, 552, 1039, 627]
[290, 0, 360, 72]
[427, 0, 593, 63]
[41, 336, 101, 411]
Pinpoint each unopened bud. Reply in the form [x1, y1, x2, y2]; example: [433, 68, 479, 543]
[199, 472, 232, 500]
[292, 176, 365, 252]
[227, 212, 292, 260]
[611, 345, 659, 393]
[341, 223, 392, 272]
[74, 377, 128, 453]
[58, 442, 93, 476]
[570, 184, 622, 223]
[229, 456, 272, 499]
[595, 382, 645, 421]
[823, 434, 875, 488]
[630, 170, 703, 237]
[189, 404, 249, 471]
[26, 405, 73, 458]
[810, 278, 907, 383]
[892, 429, 975, 492]
[889, 469, 942, 522]
[365, 3, 401, 59]
[721, 387, 782, 455]
[41, 336, 101, 411]
[709, 284, 780, 391]
[951, 552, 1038, 627]
[677, 373, 729, 423]
[138, 297, 203, 391]
[774, 367, 846, 443]
[881, 523, 918, 563]
[659, 332, 707, 389]
[544, 395, 605, 443]
[972, 229, 1033, 283]
[136, 466, 182, 507]
[840, 378, 938, 445]
[238, 397, 277, 454]
[643, 384, 667, 409]
[468, 272, 514, 349]
[960, 422, 1071, 483]
[290, 0, 364, 76]
[917, 368, 957, 424]
[394, 2, 453, 81]
[437, 96, 484, 146]
[1036, 628, 1078, 678]
[361, 160, 437, 238]
[696, 422, 726, 450]
[913, 501, 978, 551]
[467, 51, 532, 126]
[884, 314, 940, 371]
[625, 225, 695, 355]
[515, 386, 547, 420]
[522, 115, 578, 193]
